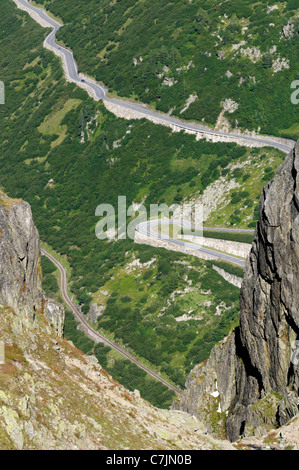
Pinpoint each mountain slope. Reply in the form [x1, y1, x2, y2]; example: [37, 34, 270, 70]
[0, 0, 293, 405]
[33, 0, 299, 137]
[0, 192, 234, 450]
[173, 140, 299, 442]
[0, 303, 235, 450]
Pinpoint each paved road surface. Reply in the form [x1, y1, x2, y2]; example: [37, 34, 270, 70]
[203, 226, 254, 234]
[16, 0, 287, 394]
[136, 219, 247, 267]
[17, 0, 296, 154]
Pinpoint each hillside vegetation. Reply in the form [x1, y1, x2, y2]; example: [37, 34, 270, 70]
[33, 0, 299, 137]
[0, 0, 290, 406]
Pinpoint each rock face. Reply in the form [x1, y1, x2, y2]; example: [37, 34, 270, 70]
[88, 302, 104, 323]
[0, 192, 43, 322]
[0, 302, 235, 450]
[45, 298, 65, 337]
[172, 332, 237, 438]
[0, 191, 64, 336]
[0, 193, 235, 450]
[174, 140, 299, 441]
[227, 139, 299, 440]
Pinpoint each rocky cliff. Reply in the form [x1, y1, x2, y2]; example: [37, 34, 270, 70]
[0, 191, 235, 449]
[0, 191, 43, 323]
[173, 140, 299, 442]
[0, 300, 236, 450]
[0, 191, 64, 335]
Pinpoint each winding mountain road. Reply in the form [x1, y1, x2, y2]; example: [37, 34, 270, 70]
[16, 0, 294, 395]
[41, 247, 181, 394]
[15, 0, 295, 154]
[136, 220, 248, 267]
[41, 218, 250, 394]
[41, 219, 249, 394]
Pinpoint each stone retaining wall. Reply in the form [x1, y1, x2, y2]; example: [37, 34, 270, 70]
[134, 230, 219, 261]
[104, 100, 293, 150]
[14, 0, 294, 152]
[212, 265, 242, 288]
[13, 0, 50, 27]
[178, 234, 251, 259]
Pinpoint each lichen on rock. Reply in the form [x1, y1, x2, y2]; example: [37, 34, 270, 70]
[174, 141, 299, 442]
[45, 298, 65, 337]
[0, 193, 43, 324]
[0, 192, 64, 337]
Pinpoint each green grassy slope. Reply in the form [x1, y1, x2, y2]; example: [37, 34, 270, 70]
[0, 0, 291, 406]
[33, 0, 299, 137]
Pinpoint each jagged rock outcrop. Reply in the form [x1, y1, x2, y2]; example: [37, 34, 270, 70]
[0, 192, 43, 323]
[0, 302, 235, 450]
[173, 140, 299, 441]
[45, 298, 65, 337]
[172, 332, 237, 438]
[0, 192, 235, 450]
[88, 302, 104, 323]
[0, 191, 64, 336]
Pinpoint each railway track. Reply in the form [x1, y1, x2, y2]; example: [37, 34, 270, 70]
[41, 247, 181, 394]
